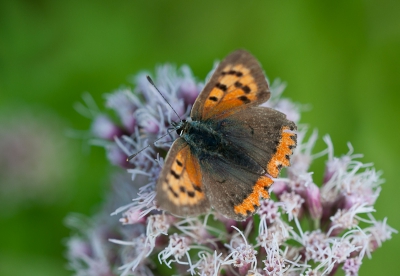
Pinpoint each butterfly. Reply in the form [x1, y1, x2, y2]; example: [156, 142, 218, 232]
[156, 50, 297, 221]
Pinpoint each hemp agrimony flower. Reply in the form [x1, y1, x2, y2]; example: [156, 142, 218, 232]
[66, 61, 395, 276]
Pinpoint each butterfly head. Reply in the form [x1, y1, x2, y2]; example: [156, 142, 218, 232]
[171, 119, 190, 136]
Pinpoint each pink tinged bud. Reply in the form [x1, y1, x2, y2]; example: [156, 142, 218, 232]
[302, 230, 329, 262]
[342, 194, 360, 211]
[342, 187, 377, 211]
[67, 237, 93, 259]
[147, 214, 170, 236]
[274, 99, 300, 124]
[368, 238, 380, 253]
[289, 173, 312, 197]
[120, 208, 146, 225]
[91, 115, 123, 140]
[170, 102, 185, 121]
[143, 118, 160, 134]
[106, 144, 130, 168]
[215, 213, 238, 233]
[263, 254, 286, 275]
[271, 180, 288, 197]
[231, 244, 257, 269]
[105, 90, 139, 133]
[342, 258, 361, 276]
[178, 79, 200, 105]
[365, 219, 397, 253]
[323, 156, 351, 184]
[122, 115, 137, 133]
[164, 234, 190, 259]
[280, 191, 305, 221]
[323, 161, 336, 184]
[305, 182, 322, 220]
[258, 200, 281, 225]
[238, 263, 251, 275]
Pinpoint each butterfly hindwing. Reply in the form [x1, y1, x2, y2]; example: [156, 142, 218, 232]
[156, 138, 210, 217]
[200, 156, 274, 221]
[191, 50, 271, 121]
[198, 107, 296, 220]
[219, 106, 297, 178]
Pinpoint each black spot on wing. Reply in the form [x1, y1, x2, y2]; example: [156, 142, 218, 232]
[234, 81, 243, 88]
[242, 85, 251, 94]
[238, 95, 251, 104]
[187, 191, 195, 198]
[222, 70, 240, 76]
[216, 83, 227, 92]
[192, 184, 202, 192]
[170, 170, 180, 179]
[209, 96, 218, 102]
[168, 186, 179, 198]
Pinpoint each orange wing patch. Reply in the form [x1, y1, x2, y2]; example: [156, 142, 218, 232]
[203, 64, 259, 119]
[161, 146, 205, 206]
[233, 176, 273, 216]
[267, 126, 297, 178]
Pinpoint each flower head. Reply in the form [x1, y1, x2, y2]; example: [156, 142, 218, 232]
[66, 59, 395, 276]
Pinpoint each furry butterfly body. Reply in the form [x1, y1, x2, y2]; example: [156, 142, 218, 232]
[156, 50, 297, 221]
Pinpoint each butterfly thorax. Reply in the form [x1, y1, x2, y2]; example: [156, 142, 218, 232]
[180, 120, 228, 158]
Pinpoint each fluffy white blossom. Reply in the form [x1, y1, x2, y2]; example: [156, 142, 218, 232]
[66, 62, 395, 276]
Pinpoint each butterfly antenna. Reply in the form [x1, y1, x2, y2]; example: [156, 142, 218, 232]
[126, 128, 177, 161]
[126, 76, 183, 162]
[146, 75, 183, 121]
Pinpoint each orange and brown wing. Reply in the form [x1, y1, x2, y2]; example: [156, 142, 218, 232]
[156, 138, 210, 217]
[200, 155, 274, 221]
[191, 50, 270, 121]
[201, 107, 297, 220]
[220, 107, 297, 178]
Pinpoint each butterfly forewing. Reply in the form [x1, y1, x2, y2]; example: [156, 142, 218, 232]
[219, 107, 297, 177]
[191, 50, 271, 121]
[156, 138, 210, 217]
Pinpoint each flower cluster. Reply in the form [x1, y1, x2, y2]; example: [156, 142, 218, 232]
[65, 62, 395, 276]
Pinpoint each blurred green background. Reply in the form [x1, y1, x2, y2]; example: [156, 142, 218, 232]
[1, 1, 399, 275]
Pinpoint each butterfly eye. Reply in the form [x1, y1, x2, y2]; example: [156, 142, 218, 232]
[175, 120, 187, 136]
[176, 128, 183, 136]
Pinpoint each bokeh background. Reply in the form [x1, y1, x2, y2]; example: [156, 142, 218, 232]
[1, 1, 399, 275]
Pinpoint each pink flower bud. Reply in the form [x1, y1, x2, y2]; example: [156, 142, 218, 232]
[91, 115, 123, 140]
[178, 79, 200, 105]
[143, 118, 160, 134]
[305, 182, 322, 220]
[271, 180, 288, 197]
[106, 144, 130, 168]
